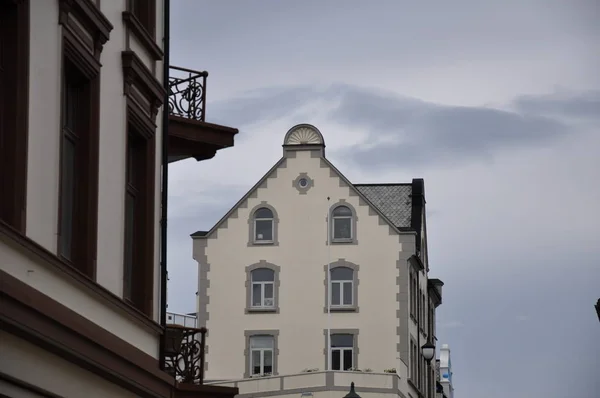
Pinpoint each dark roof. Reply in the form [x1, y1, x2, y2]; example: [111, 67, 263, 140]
[354, 184, 413, 228]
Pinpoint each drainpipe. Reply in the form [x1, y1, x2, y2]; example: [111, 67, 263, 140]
[158, 0, 170, 371]
[416, 268, 421, 395]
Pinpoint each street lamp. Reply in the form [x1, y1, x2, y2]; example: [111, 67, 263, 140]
[421, 341, 435, 363]
[344, 382, 361, 398]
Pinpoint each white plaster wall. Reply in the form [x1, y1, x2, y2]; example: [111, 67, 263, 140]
[0, 331, 138, 398]
[196, 150, 412, 379]
[0, 0, 165, 356]
[25, 0, 62, 251]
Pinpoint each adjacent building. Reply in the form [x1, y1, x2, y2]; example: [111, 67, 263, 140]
[191, 124, 445, 398]
[437, 345, 455, 398]
[1, 1, 238, 397]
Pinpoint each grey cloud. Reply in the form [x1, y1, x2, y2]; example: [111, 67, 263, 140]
[329, 84, 570, 169]
[207, 86, 318, 141]
[203, 82, 579, 169]
[514, 90, 600, 121]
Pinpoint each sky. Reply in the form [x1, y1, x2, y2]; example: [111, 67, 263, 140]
[166, 1, 600, 397]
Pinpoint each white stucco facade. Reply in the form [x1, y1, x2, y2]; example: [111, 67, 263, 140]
[193, 125, 443, 398]
[0, 0, 165, 355]
[0, 0, 169, 395]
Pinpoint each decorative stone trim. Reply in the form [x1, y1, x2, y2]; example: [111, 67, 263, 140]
[323, 259, 360, 313]
[292, 172, 314, 195]
[245, 260, 281, 314]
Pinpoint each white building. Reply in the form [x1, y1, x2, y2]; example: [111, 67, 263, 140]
[437, 344, 455, 398]
[0, 1, 238, 397]
[191, 124, 445, 398]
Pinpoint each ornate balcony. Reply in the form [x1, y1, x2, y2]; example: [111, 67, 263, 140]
[164, 325, 207, 384]
[168, 66, 239, 163]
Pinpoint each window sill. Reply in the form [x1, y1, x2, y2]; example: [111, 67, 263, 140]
[0, 220, 163, 336]
[246, 307, 279, 314]
[331, 238, 354, 244]
[326, 306, 359, 313]
[122, 11, 163, 60]
[410, 314, 418, 324]
[249, 240, 278, 247]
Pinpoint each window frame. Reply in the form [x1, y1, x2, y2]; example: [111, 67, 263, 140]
[120, 51, 164, 317]
[247, 202, 279, 246]
[123, 0, 163, 61]
[251, 269, 275, 309]
[0, 0, 29, 233]
[324, 329, 359, 371]
[328, 200, 358, 245]
[244, 330, 279, 378]
[245, 261, 280, 313]
[324, 260, 359, 313]
[57, 23, 103, 279]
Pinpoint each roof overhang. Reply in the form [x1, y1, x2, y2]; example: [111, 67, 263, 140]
[428, 278, 444, 307]
[168, 115, 238, 163]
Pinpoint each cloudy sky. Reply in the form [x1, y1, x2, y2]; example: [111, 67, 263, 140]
[166, 1, 599, 397]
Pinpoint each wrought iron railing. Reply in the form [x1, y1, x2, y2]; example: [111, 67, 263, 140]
[164, 325, 207, 384]
[168, 66, 208, 121]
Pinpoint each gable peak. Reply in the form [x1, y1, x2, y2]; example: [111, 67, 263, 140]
[283, 124, 325, 157]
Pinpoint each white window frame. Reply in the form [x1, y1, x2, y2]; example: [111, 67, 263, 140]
[253, 208, 274, 243]
[249, 337, 274, 376]
[251, 280, 275, 308]
[331, 346, 353, 371]
[330, 279, 353, 307]
[332, 207, 353, 240]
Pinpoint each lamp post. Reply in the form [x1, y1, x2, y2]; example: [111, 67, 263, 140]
[344, 382, 361, 398]
[421, 341, 435, 364]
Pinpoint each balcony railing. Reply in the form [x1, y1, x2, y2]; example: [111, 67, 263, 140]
[164, 325, 207, 384]
[168, 66, 208, 121]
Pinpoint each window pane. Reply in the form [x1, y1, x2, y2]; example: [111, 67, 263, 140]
[343, 281, 353, 305]
[59, 137, 76, 259]
[254, 207, 273, 219]
[252, 283, 262, 306]
[331, 282, 340, 306]
[255, 220, 273, 241]
[332, 206, 352, 217]
[250, 336, 274, 349]
[331, 334, 353, 347]
[252, 268, 274, 281]
[332, 349, 341, 371]
[264, 283, 274, 299]
[264, 350, 273, 374]
[251, 350, 261, 375]
[331, 267, 352, 280]
[343, 349, 353, 370]
[333, 218, 351, 239]
[123, 191, 135, 300]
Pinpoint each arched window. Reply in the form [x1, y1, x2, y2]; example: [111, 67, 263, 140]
[253, 207, 274, 242]
[251, 268, 275, 308]
[330, 267, 354, 307]
[332, 205, 353, 241]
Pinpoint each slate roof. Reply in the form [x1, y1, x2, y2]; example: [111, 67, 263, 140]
[354, 184, 413, 229]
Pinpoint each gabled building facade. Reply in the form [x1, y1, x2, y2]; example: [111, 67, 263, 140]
[192, 124, 445, 398]
[0, 1, 238, 397]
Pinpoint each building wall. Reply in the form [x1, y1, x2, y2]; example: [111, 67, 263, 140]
[0, 0, 164, 357]
[194, 149, 416, 381]
[0, 331, 137, 397]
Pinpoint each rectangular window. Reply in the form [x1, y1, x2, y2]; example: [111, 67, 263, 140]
[331, 334, 354, 370]
[0, 0, 28, 231]
[122, 130, 154, 315]
[254, 219, 273, 241]
[131, 0, 156, 36]
[250, 336, 274, 376]
[331, 281, 353, 306]
[58, 58, 98, 277]
[252, 281, 274, 307]
[333, 217, 352, 239]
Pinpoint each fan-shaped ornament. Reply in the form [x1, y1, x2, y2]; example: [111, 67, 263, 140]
[283, 124, 324, 146]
